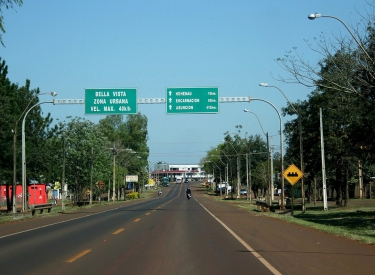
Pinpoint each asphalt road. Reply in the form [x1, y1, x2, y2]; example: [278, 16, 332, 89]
[1, 183, 375, 275]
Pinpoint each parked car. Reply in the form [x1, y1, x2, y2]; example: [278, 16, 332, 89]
[216, 184, 232, 194]
[240, 189, 248, 195]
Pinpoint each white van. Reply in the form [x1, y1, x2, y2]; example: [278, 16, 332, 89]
[176, 177, 182, 184]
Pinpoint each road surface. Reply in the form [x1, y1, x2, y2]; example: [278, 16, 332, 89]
[1, 183, 374, 275]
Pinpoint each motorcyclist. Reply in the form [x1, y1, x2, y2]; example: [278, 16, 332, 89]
[186, 187, 192, 199]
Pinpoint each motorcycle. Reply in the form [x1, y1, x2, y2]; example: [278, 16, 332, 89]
[187, 193, 191, 200]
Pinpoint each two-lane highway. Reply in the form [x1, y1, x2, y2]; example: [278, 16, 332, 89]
[0, 183, 276, 275]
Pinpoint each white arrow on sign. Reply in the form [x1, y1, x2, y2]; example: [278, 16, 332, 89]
[169, 98, 172, 103]
[169, 105, 172, 110]
[168, 91, 172, 96]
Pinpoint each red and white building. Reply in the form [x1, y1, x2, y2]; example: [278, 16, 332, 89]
[150, 163, 206, 182]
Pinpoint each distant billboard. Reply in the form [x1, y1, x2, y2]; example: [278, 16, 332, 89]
[126, 175, 138, 182]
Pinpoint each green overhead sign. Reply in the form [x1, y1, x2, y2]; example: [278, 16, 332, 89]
[85, 88, 137, 115]
[166, 87, 219, 114]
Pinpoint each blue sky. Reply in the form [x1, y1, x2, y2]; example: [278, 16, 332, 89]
[0, 0, 369, 165]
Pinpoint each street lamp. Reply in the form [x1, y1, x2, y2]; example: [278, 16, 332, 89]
[259, 83, 306, 213]
[209, 153, 227, 196]
[219, 150, 231, 197]
[307, 13, 373, 63]
[243, 109, 272, 202]
[243, 97, 285, 209]
[21, 96, 58, 212]
[12, 92, 57, 213]
[205, 160, 221, 192]
[222, 139, 241, 199]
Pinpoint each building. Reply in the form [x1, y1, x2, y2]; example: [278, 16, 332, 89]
[150, 163, 206, 182]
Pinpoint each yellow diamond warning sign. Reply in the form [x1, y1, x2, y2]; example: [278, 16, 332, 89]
[283, 163, 303, 185]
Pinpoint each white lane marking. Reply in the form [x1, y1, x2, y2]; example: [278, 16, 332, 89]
[195, 198, 282, 275]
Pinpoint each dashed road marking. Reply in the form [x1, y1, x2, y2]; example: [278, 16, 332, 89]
[112, 229, 124, 234]
[65, 249, 91, 263]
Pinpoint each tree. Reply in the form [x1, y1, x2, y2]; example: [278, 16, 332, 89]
[53, 118, 111, 202]
[98, 113, 149, 195]
[0, 58, 53, 211]
[276, 1, 375, 206]
[0, 0, 23, 46]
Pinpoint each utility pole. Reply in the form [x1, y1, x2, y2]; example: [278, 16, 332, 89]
[270, 137, 275, 201]
[246, 153, 249, 200]
[249, 152, 252, 201]
[358, 160, 363, 199]
[112, 143, 116, 201]
[61, 138, 66, 211]
[90, 146, 94, 205]
[320, 108, 328, 210]
[237, 156, 240, 198]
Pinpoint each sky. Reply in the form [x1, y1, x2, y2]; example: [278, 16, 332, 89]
[0, 0, 370, 166]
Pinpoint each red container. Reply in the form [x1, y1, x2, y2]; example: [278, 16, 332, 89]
[28, 184, 48, 205]
[0, 184, 23, 205]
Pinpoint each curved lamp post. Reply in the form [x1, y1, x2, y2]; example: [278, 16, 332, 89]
[244, 97, 285, 209]
[259, 83, 306, 213]
[243, 109, 272, 201]
[21, 97, 57, 212]
[13, 92, 57, 213]
[205, 160, 221, 192]
[209, 152, 227, 196]
[308, 13, 373, 63]
[222, 139, 241, 198]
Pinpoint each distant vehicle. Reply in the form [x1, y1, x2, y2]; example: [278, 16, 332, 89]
[184, 178, 189, 183]
[240, 189, 248, 195]
[176, 177, 182, 184]
[162, 177, 169, 187]
[216, 183, 232, 194]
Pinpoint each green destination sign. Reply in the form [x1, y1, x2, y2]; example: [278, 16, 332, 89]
[166, 87, 219, 114]
[85, 88, 137, 115]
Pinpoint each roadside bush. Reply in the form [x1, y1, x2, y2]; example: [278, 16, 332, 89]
[127, 192, 139, 199]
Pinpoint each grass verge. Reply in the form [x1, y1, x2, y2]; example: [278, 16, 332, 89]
[0, 188, 157, 224]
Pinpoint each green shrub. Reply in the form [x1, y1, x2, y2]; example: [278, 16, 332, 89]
[127, 192, 139, 199]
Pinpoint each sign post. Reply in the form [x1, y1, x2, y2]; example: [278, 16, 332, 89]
[85, 88, 137, 115]
[283, 163, 304, 215]
[166, 87, 219, 114]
